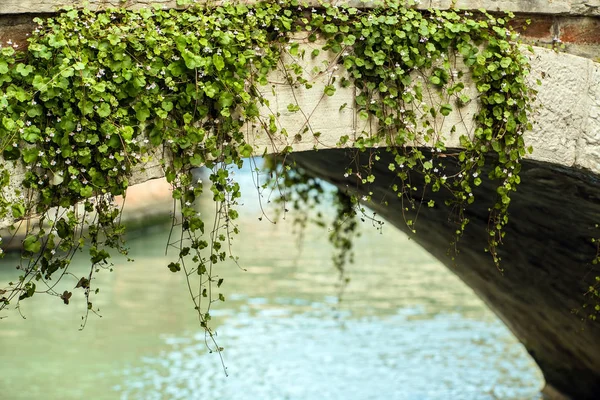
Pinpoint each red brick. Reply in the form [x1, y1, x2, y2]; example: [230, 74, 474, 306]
[559, 18, 600, 44]
[509, 15, 554, 40]
[0, 16, 34, 50]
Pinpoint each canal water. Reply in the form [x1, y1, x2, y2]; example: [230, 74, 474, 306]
[0, 163, 544, 400]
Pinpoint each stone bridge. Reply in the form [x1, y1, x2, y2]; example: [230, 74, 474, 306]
[1, 1, 600, 399]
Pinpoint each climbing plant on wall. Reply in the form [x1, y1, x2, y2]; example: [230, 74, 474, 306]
[0, 0, 536, 340]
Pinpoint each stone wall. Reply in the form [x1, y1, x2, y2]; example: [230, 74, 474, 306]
[1, 0, 600, 16]
[2, 1, 600, 59]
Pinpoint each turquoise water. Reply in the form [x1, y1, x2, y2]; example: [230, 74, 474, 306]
[0, 165, 544, 400]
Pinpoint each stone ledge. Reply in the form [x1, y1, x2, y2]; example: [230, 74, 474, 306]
[1, 0, 600, 16]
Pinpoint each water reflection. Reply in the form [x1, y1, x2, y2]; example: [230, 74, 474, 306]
[0, 164, 543, 399]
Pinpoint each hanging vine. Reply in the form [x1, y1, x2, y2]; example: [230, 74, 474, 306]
[0, 0, 536, 339]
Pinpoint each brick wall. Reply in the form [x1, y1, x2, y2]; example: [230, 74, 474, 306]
[510, 15, 600, 59]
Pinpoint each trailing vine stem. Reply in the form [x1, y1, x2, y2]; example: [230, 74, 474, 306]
[0, 0, 537, 338]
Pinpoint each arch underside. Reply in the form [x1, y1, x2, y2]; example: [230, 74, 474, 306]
[290, 147, 600, 400]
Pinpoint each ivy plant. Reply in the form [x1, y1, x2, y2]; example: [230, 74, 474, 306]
[0, 0, 538, 340]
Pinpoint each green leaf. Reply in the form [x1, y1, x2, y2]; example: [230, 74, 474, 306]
[15, 63, 34, 77]
[218, 92, 234, 109]
[11, 203, 25, 219]
[79, 186, 93, 197]
[204, 82, 219, 98]
[97, 103, 111, 117]
[500, 57, 512, 68]
[22, 127, 40, 143]
[440, 104, 453, 116]
[23, 235, 41, 253]
[168, 262, 181, 272]
[213, 54, 225, 71]
[239, 143, 253, 158]
[22, 148, 38, 164]
[324, 85, 336, 96]
[2, 116, 15, 130]
[135, 105, 150, 122]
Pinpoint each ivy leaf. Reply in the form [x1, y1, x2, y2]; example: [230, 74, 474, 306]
[56, 218, 71, 239]
[60, 291, 72, 305]
[48, 33, 67, 48]
[97, 103, 111, 117]
[23, 235, 41, 253]
[79, 185, 93, 198]
[204, 82, 219, 98]
[15, 63, 34, 77]
[168, 262, 181, 272]
[11, 203, 25, 219]
[238, 143, 253, 158]
[218, 92, 234, 109]
[135, 104, 150, 122]
[213, 54, 225, 71]
[324, 85, 336, 96]
[500, 57, 512, 68]
[75, 277, 90, 289]
[2, 116, 15, 130]
[493, 93, 505, 104]
[21, 127, 40, 143]
[440, 104, 453, 116]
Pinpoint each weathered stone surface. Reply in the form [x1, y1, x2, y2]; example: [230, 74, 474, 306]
[291, 148, 600, 400]
[2, 0, 600, 15]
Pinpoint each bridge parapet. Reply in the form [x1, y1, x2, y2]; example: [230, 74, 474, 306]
[2, 1, 600, 61]
[0, 35, 598, 230]
[1, 0, 599, 16]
